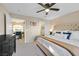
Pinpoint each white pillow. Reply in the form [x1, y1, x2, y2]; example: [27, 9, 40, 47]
[55, 33, 64, 39]
[70, 31, 79, 40]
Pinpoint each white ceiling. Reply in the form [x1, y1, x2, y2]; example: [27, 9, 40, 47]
[2, 3, 79, 20]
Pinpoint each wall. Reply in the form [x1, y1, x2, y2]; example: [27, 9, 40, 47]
[6, 13, 12, 34]
[44, 20, 52, 35]
[0, 5, 12, 35]
[50, 10, 79, 31]
[0, 6, 4, 35]
[24, 17, 44, 43]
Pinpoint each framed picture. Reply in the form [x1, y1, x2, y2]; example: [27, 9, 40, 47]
[30, 21, 37, 26]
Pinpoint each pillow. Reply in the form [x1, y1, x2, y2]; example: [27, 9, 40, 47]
[63, 32, 71, 40]
[54, 33, 64, 39]
[70, 31, 79, 40]
[56, 32, 61, 34]
[62, 34, 69, 39]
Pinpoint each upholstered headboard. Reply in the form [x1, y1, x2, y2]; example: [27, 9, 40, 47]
[54, 24, 79, 31]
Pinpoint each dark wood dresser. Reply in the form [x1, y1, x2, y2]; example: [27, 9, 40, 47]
[0, 35, 16, 56]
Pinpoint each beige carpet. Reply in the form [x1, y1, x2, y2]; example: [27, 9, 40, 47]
[12, 40, 45, 56]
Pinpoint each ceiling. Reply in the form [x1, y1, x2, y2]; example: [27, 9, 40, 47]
[2, 3, 79, 20]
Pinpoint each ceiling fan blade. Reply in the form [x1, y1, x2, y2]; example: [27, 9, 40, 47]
[50, 3, 56, 7]
[50, 8, 60, 11]
[36, 9, 45, 13]
[46, 12, 48, 15]
[38, 3, 46, 8]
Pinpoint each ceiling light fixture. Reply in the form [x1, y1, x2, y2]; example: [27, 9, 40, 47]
[45, 9, 50, 12]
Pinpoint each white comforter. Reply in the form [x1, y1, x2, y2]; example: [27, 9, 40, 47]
[36, 37, 72, 56]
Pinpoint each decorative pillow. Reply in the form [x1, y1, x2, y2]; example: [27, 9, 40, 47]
[63, 32, 71, 40]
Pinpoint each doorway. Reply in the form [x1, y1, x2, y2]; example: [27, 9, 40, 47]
[12, 18, 25, 44]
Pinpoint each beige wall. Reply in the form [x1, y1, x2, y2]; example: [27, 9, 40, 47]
[50, 10, 79, 31]
[51, 10, 79, 24]
[44, 20, 52, 35]
[24, 17, 44, 43]
[0, 5, 12, 35]
[0, 6, 4, 35]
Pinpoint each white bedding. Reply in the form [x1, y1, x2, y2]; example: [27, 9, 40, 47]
[36, 37, 72, 56]
[47, 35, 79, 47]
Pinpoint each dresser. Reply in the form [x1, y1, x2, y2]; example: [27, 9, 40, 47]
[0, 35, 16, 56]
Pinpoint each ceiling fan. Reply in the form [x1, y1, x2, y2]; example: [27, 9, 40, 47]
[36, 3, 60, 15]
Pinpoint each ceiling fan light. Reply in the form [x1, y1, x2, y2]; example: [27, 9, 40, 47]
[45, 9, 50, 12]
